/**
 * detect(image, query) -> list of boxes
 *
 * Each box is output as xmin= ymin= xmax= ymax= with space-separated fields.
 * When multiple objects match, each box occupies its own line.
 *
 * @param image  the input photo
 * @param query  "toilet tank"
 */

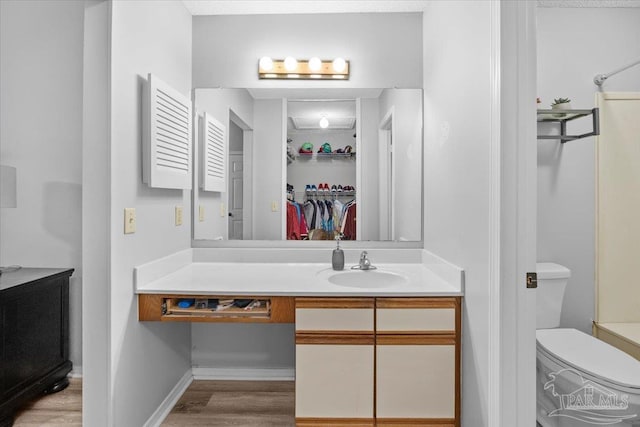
xmin=536 ymin=263 xmax=571 ymax=329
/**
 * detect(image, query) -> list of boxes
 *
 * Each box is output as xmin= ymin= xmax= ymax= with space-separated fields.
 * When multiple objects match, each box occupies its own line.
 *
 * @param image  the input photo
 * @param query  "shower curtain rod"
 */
xmin=594 ymin=57 xmax=640 ymax=86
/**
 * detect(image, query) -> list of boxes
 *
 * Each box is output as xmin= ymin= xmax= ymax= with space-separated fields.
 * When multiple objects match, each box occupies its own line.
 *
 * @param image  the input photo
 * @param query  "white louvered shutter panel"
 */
xmin=201 ymin=113 xmax=226 ymax=192
xmin=142 ymin=74 xmax=192 ymax=189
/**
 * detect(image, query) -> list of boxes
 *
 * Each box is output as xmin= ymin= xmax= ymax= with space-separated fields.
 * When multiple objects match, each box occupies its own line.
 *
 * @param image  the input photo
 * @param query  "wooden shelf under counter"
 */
xmin=138 ymin=294 xmax=295 ymax=323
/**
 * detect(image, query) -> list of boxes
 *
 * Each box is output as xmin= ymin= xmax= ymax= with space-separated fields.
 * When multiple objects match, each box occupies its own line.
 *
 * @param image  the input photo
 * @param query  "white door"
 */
xmin=228 ymin=153 xmax=243 ymax=240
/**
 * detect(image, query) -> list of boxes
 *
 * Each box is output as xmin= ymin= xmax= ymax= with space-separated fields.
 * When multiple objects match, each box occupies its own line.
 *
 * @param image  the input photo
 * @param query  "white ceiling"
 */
xmin=287 ymin=99 xmax=356 ymax=131
xmin=538 ymin=0 xmax=640 ymax=7
xmin=182 ymin=0 xmax=640 ymax=15
xmin=182 ymin=0 xmax=430 ymax=15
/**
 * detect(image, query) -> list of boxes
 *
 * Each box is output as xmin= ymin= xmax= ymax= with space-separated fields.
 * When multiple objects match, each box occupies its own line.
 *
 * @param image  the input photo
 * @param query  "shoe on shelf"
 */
xmin=337 ymin=185 xmax=343 ymax=192
xmin=311 ymin=184 xmax=317 ymax=193
xmin=331 ymin=185 xmax=337 ymax=193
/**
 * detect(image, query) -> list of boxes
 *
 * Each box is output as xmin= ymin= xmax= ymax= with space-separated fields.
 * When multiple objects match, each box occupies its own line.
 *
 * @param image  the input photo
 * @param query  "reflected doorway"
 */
xmin=379 ymin=108 xmax=395 ymax=241
xmin=227 ymin=111 xmax=252 ymax=240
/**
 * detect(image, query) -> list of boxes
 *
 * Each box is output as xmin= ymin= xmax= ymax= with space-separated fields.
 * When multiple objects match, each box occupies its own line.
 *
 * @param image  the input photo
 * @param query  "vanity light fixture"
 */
xmin=284 ymin=57 xmax=298 ymax=72
xmin=308 ymin=57 xmax=322 ymax=72
xmin=259 ymin=56 xmax=273 ymax=71
xmin=258 ymin=57 xmax=350 ymax=80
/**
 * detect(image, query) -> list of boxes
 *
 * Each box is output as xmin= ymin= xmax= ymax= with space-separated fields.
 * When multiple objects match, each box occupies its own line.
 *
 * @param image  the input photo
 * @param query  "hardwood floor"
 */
xmin=162 ymin=380 xmax=295 ymax=427
xmin=13 ymin=378 xmax=82 ymax=427
xmin=11 ymin=378 xmax=295 ymax=426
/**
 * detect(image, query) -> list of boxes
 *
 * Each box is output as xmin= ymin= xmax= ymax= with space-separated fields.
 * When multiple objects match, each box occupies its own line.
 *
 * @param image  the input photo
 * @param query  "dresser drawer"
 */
xmin=295 ymin=298 xmax=374 ymax=332
xmin=376 ymin=298 xmax=457 ymax=332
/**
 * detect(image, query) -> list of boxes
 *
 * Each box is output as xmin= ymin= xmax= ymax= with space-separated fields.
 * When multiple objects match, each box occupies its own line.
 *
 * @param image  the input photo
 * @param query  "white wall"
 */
xmin=108 ymin=1 xmax=193 ymax=425
xmin=193 ymin=88 xmax=254 ymax=240
xmin=192 ymin=13 xmax=422 ymax=89
xmin=82 ymin=1 xmax=110 ymax=422
xmin=359 ymin=98 xmax=381 ymax=241
xmin=379 ymin=89 xmax=423 ymax=241
xmin=0 ymin=0 xmax=84 ymax=374
xmin=537 ymin=7 xmax=640 ymax=334
xmin=253 ymin=99 xmax=286 ymax=240
xmin=423 ymin=2 xmax=496 ymax=426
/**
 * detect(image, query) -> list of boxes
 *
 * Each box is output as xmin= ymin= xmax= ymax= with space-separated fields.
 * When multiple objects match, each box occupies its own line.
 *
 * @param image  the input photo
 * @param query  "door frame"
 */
xmin=378 ymin=107 xmax=395 ymax=241
xmin=496 ymin=2 xmax=537 ymax=426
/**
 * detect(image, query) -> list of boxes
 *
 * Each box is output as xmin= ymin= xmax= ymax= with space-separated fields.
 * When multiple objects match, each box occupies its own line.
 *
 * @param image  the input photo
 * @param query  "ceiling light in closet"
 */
xmin=319 ymin=117 xmax=329 ymax=129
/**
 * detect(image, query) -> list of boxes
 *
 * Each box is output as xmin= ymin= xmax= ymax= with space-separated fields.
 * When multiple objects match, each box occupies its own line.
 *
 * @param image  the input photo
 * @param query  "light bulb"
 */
xmin=308 ymin=57 xmax=322 ymax=72
xmin=332 ymin=57 xmax=346 ymax=73
xmin=259 ymin=56 xmax=273 ymax=71
xmin=319 ymin=117 xmax=329 ymax=129
xmin=284 ymin=57 xmax=298 ymax=72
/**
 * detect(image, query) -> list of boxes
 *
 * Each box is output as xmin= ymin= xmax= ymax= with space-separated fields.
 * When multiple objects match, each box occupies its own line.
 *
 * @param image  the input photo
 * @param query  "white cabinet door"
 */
xmin=376 ymin=343 xmax=456 ymax=420
xmin=296 ymin=344 xmax=374 ymax=419
xmin=295 ymin=298 xmax=375 ymax=424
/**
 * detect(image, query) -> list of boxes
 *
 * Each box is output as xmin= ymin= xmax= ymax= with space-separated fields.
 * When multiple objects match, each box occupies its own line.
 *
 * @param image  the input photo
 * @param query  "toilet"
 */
xmin=536 ymin=262 xmax=640 ymax=427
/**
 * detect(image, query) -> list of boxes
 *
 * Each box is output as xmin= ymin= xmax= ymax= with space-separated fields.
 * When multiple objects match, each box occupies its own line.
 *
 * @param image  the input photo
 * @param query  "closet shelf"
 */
xmin=296 ymin=152 xmax=356 ymax=160
xmin=537 ymin=107 xmax=599 ymax=143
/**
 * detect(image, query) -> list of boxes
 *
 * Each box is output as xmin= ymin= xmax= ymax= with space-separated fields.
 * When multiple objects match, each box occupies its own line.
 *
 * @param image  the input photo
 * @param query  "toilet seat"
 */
xmin=537 ymin=328 xmax=640 ymax=392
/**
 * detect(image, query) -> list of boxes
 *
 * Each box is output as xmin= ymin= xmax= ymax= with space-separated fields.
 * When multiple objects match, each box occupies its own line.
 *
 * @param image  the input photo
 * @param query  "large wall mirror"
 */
xmin=192 ymin=87 xmax=422 ymax=243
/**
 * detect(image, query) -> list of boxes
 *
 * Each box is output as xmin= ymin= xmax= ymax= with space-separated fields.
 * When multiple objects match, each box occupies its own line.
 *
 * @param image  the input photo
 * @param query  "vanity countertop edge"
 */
xmin=134 ymin=249 xmax=464 ymax=297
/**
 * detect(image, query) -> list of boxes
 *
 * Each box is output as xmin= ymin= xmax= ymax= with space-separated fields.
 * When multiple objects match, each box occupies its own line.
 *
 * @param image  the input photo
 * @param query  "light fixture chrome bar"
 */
xmin=593 ymin=57 xmax=640 ymax=86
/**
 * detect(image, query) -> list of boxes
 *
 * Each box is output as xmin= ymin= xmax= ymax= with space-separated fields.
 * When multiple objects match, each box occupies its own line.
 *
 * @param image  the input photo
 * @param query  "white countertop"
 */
xmin=135 ymin=261 xmax=462 ymax=297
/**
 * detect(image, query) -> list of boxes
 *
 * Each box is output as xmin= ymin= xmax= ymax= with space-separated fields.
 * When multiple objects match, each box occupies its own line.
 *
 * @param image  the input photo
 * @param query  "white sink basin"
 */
xmin=326 ymin=269 xmax=407 ymax=288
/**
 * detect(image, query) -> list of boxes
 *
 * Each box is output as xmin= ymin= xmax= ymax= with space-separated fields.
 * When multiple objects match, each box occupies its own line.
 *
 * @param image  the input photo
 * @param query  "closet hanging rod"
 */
xmin=594 ymin=57 xmax=640 ymax=86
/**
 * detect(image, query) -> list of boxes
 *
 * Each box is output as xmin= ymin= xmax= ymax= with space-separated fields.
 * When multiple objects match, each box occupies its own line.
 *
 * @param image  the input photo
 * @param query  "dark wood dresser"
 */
xmin=0 ymin=268 xmax=74 ymax=427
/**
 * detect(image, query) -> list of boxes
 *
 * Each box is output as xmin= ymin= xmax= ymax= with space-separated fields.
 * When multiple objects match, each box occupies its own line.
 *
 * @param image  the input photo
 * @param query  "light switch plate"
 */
xmin=175 ymin=206 xmax=183 ymax=226
xmin=220 ymin=203 xmax=225 ymax=217
xmin=271 ymin=201 xmax=278 ymax=212
xmin=199 ymin=205 xmax=205 ymax=222
xmin=124 ymin=208 xmax=136 ymax=234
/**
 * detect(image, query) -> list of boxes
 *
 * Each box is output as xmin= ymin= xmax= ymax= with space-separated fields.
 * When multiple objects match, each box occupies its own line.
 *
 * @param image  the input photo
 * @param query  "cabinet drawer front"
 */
xmin=296 ymin=344 xmax=374 ymax=418
xmin=376 ymin=345 xmax=456 ymax=419
xmin=377 ymin=308 xmax=455 ymax=332
xmin=296 ymin=308 xmax=374 ymax=332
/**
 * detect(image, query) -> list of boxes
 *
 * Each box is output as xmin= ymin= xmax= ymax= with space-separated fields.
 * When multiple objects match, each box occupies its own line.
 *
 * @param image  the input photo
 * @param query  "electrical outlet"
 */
xmin=124 ymin=208 xmax=136 ymax=234
xmin=199 ymin=205 xmax=205 ymax=222
xmin=175 ymin=206 xmax=183 ymax=226
xmin=271 ymin=201 xmax=278 ymax=212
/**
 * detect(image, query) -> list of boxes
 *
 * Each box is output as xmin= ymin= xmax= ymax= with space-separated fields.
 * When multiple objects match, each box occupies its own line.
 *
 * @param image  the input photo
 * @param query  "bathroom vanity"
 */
xmin=136 ymin=250 xmax=463 ymax=426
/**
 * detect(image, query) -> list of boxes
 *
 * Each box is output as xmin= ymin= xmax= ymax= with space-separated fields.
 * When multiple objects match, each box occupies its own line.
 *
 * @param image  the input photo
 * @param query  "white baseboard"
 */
xmin=192 ymin=367 xmax=295 ymax=381
xmin=143 ymin=369 xmax=193 ymax=427
xmin=69 ymin=365 xmax=82 ymax=378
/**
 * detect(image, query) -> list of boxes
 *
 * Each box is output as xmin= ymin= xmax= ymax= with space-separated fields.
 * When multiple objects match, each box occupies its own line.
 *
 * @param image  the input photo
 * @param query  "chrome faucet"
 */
xmin=352 ymin=251 xmax=376 ymax=271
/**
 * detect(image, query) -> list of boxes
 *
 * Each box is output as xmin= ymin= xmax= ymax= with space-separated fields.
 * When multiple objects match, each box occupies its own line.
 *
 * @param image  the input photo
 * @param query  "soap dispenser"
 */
xmin=332 ymin=235 xmax=345 ymax=271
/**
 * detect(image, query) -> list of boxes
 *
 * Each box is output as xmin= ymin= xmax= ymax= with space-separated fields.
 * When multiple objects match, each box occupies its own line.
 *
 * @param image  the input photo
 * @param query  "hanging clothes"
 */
xmin=286 ymin=202 xmax=300 ymax=240
xmin=341 ymin=200 xmax=357 ymax=240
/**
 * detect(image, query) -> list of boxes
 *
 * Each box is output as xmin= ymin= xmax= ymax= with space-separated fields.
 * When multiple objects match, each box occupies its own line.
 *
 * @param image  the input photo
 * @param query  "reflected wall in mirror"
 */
xmin=192 ymin=88 xmax=422 ymax=242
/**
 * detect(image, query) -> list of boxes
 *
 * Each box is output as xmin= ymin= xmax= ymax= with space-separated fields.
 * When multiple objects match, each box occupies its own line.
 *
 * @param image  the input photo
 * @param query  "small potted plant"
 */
xmin=551 ymin=97 xmax=572 ymax=113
